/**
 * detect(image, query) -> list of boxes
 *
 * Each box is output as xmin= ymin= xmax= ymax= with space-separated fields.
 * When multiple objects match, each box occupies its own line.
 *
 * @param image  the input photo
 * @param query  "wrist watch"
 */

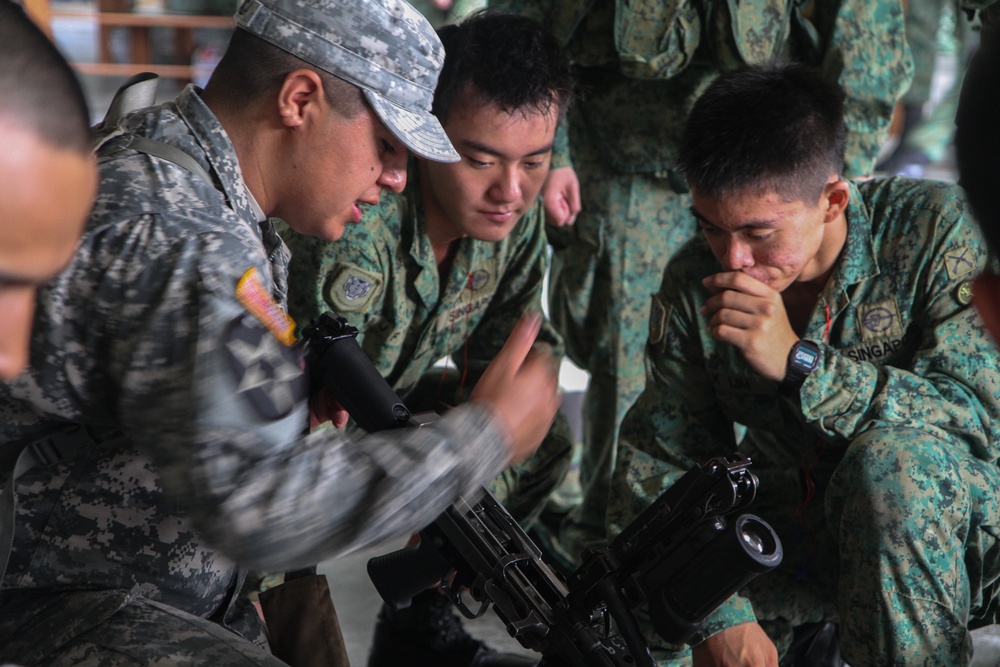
xmin=782 ymin=339 xmax=821 ymax=389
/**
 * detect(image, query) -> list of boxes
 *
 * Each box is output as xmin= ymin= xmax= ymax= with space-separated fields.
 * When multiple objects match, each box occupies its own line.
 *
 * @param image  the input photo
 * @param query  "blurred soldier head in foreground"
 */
xmin=0 ymin=0 xmax=96 ymax=379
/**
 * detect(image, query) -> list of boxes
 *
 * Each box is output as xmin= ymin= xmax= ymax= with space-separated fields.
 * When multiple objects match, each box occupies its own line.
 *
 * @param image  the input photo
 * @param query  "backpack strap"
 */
xmin=95 ymin=72 xmax=213 ymax=185
xmin=0 ymin=426 xmax=110 ymax=583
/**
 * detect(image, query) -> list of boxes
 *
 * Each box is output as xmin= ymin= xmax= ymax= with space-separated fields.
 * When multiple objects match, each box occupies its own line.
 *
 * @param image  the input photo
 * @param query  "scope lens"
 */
xmin=741 ymin=527 xmax=765 ymax=554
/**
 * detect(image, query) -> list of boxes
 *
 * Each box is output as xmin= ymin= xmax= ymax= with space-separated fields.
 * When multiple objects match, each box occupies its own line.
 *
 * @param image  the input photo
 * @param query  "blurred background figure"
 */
xmin=878 ymin=0 xmax=979 ymax=178
xmin=408 ymin=0 xmax=484 ymax=27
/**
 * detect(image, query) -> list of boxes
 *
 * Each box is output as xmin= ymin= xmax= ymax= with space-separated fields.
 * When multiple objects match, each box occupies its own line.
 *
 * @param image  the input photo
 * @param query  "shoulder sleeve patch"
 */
xmin=944 ymin=243 xmax=978 ymax=281
xmin=236 ymin=267 xmax=296 ymax=346
xmin=326 ymin=265 xmax=384 ymax=313
xmin=649 ymin=293 xmax=671 ymax=348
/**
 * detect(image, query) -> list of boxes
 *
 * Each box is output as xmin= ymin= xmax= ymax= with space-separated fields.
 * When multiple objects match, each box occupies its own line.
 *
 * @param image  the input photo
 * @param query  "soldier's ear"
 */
xmin=975 ymin=272 xmax=1000 ymax=345
xmin=821 ymin=179 xmax=850 ymax=224
xmin=277 ymin=69 xmax=325 ymax=129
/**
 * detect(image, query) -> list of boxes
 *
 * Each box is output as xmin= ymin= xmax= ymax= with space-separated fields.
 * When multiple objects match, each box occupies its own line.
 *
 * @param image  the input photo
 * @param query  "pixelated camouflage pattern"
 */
xmin=0 ymin=86 xmax=512 ymax=663
xmin=282 ymin=164 xmax=573 ymax=526
xmin=609 ymin=178 xmax=1000 ymax=664
xmin=489 ymin=0 xmax=913 ymax=565
xmin=235 ymin=0 xmax=459 ymax=162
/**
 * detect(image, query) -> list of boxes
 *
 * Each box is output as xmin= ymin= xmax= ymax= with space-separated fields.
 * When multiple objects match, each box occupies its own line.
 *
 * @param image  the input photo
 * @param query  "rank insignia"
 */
xmin=945 ymin=244 xmax=977 ymax=281
xmin=236 ymin=267 xmax=296 ymax=346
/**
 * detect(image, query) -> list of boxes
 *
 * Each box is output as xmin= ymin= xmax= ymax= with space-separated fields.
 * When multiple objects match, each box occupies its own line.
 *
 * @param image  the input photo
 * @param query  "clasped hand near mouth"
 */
xmin=700 ymin=270 xmax=800 ymax=383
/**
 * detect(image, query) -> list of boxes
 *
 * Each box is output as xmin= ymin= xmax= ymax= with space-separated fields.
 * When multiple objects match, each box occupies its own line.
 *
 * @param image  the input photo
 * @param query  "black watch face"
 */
xmin=793 ymin=345 xmax=819 ymax=370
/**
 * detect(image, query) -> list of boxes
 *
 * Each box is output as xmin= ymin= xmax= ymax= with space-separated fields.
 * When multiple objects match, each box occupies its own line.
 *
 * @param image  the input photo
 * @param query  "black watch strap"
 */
xmin=782 ymin=339 xmax=821 ymax=389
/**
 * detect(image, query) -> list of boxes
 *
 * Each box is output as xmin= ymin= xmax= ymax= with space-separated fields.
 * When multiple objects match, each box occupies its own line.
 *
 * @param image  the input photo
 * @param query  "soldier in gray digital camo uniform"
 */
xmin=607 ymin=63 xmax=1000 ymax=666
xmin=487 ymin=0 xmax=914 ymax=563
xmin=0 ymin=0 xmax=561 ymax=664
xmin=282 ymin=12 xmax=574 ymax=666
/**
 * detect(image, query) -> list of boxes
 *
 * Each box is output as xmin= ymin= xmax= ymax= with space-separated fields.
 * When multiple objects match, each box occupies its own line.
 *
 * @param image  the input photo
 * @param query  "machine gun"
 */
xmin=301 ymin=311 xmax=783 ymax=667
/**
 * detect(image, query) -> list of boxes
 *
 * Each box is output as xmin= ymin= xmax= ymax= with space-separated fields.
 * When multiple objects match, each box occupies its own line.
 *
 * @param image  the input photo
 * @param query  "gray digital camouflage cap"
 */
xmin=234 ymin=0 xmax=460 ymax=163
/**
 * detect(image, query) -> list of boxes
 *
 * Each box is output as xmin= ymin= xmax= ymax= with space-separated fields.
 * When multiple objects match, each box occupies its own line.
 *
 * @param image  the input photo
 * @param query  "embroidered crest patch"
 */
xmin=857 ymin=299 xmax=904 ymax=340
xmin=327 ymin=265 xmax=383 ymax=312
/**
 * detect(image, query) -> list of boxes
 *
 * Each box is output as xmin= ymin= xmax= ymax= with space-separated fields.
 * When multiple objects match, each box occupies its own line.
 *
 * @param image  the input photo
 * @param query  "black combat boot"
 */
xmin=366 ymin=589 xmax=538 ymax=667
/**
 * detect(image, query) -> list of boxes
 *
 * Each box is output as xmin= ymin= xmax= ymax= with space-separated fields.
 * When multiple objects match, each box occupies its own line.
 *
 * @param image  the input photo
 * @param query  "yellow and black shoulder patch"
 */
xmin=326 ymin=265 xmax=384 ymax=313
xmin=236 ymin=267 xmax=296 ymax=346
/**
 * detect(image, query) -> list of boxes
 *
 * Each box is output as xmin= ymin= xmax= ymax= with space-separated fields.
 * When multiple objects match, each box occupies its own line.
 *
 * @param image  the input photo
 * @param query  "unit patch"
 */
xmin=327 ymin=265 xmax=383 ymax=312
xmin=857 ymin=299 xmax=903 ymax=340
xmin=235 ymin=267 xmax=296 ymax=346
xmin=468 ymin=269 xmax=491 ymax=291
xmin=944 ymin=244 xmax=977 ymax=281
xmin=648 ymin=294 xmax=671 ymax=348
xmin=223 ymin=314 xmax=306 ymax=420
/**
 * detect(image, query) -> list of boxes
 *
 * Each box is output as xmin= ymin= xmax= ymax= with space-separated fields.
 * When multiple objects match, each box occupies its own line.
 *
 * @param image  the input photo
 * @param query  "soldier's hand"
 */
xmin=310 ymin=387 xmax=350 ymax=430
xmin=471 ymin=312 xmax=561 ymax=464
xmin=541 ymin=165 xmax=580 ymax=227
xmin=692 ymin=622 xmax=778 ymax=667
xmin=701 ymin=271 xmax=798 ymax=382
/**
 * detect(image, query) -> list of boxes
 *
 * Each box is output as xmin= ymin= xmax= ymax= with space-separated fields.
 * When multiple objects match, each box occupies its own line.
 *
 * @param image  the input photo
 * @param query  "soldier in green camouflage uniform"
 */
xmin=488 ymin=0 xmax=913 ymax=563
xmin=282 ymin=12 xmax=574 ymax=666
xmin=608 ymin=63 xmax=1000 ymax=666
xmin=0 ymin=1 xmax=561 ymax=664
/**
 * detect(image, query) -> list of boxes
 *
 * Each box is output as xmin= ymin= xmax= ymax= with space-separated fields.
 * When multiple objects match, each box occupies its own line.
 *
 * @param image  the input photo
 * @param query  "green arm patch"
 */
xmin=325 ymin=265 xmax=384 ymax=313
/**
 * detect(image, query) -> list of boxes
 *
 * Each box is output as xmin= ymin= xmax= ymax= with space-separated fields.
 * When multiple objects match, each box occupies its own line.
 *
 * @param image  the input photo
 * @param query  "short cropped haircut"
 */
xmin=433 ymin=10 xmax=575 ymax=124
xmin=0 ymin=0 xmax=91 ymax=155
xmin=207 ymin=28 xmax=367 ymax=119
xmin=678 ymin=63 xmax=847 ymax=204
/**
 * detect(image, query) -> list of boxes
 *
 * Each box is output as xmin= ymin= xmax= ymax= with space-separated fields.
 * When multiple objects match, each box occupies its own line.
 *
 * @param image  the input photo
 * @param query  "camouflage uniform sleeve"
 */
xmin=808 ymin=0 xmax=913 ymax=177
xmin=608 ymin=267 xmax=758 ymax=647
xmin=800 ymin=204 xmax=1000 ymax=464
xmin=119 ymin=227 xmax=511 ymax=572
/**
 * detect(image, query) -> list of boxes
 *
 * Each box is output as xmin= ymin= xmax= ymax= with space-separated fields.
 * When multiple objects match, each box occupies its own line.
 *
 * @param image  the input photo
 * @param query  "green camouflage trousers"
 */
xmin=642 ymin=425 xmax=1000 ymax=666
xmin=547 ymin=112 xmax=698 ymax=563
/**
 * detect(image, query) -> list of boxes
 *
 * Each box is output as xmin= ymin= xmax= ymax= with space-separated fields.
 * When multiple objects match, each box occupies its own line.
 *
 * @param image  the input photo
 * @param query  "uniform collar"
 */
xmin=175 ymin=85 xmax=262 ymax=229
xmin=818 ymin=180 xmax=880 ymax=315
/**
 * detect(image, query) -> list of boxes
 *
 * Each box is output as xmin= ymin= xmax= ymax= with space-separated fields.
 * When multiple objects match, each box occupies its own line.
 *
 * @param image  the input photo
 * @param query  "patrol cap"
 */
xmin=234 ymin=0 xmax=460 ymax=163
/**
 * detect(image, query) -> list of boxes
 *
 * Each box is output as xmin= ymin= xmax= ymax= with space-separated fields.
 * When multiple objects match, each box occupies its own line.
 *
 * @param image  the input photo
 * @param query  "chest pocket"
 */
xmin=727 ymin=0 xmax=794 ymax=64
xmin=613 ymin=0 xmax=701 ymax=79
